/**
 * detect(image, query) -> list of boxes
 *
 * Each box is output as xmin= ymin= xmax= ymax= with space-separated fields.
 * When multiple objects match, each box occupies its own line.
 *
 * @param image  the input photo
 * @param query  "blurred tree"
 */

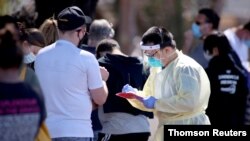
xmin=0 ymin=0 xmax=38 ymax=28
xmin=0 ymin=0 xmax=7 ymax=15
xmin=118 ymin=0 xmax=138 ymax=54
xmin=35 ymin=0 xmax=98 ymax=27
xmin=136 ymin=0 xmax=184 ymax=49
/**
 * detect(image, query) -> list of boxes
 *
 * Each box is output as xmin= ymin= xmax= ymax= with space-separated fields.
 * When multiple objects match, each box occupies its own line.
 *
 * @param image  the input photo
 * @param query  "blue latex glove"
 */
xmin=122 ymin=84 xmax=137 ymax=93
xmin=142 ymin=96 xmax=157 ymax=109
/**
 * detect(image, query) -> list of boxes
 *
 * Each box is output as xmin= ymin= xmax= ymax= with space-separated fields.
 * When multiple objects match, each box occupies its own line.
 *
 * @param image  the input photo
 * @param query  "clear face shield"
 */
xmin=140 ymin=42 xmax=163 ymax=68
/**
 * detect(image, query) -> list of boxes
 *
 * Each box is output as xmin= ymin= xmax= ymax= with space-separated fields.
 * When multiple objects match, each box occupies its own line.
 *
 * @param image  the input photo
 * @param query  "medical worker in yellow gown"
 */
xmin=123 ymin=27 xmax=211 ymax=141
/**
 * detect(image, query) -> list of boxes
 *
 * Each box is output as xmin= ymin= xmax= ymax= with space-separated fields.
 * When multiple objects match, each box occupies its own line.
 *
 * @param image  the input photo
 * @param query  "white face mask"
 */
xmin=203 ymin=51 xmax=213 ymax=61
xmin=24 ymin=52 xmax=36 ymax=64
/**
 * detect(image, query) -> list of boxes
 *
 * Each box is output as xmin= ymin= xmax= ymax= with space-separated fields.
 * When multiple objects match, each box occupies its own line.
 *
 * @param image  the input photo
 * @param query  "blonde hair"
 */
xmin=39 ymin=18 xmax=59 ymax=46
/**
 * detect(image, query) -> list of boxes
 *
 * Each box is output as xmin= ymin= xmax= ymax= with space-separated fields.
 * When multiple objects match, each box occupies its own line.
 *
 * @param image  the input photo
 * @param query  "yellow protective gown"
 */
xmin=128 ymin=51 xmax=211 ymax=141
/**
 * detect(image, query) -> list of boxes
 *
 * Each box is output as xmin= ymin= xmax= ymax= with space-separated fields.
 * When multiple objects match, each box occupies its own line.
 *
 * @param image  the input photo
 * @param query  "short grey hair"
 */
xmin=88 ymin=19 xmax=114 ymax=41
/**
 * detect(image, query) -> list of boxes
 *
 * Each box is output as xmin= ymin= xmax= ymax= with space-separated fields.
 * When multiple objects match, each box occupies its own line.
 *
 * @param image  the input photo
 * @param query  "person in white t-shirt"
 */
xmin=224 ymin=21 xmax=250 ymax=125
xmin=224 ymin=21 xmax=250 ymax=71
xmin=35 ymin=6 xmax=109 ymax=141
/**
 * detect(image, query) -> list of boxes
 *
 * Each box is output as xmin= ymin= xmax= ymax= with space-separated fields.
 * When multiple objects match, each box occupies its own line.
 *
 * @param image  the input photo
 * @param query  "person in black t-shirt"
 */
xmin=96 ymin=39 xmax=152 ymax=141
xmin=0 ymin=31 xmax=45 ymax=141
xmin=204 ymin=33 xmax=249 ymax=126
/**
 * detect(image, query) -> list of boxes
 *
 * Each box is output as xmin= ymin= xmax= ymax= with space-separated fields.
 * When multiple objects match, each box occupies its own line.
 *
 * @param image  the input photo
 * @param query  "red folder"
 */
xmin=116 ymin=92 xmax=143 ymax=101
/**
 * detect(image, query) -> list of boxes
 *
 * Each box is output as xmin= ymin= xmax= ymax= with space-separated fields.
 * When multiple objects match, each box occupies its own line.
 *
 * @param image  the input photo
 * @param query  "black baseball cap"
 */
xmin=57 ymin=6 xmax=91 ymax=31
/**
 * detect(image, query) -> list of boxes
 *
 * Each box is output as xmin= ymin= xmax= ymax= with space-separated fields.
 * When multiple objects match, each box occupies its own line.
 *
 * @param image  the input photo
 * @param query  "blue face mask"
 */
xmin=148 ymin=57 xmax=163 ymax=67
xmin=243 ymin=40 xmax=250 ymax=47
xmin=192 ymin=23 xmax=202 ymax=39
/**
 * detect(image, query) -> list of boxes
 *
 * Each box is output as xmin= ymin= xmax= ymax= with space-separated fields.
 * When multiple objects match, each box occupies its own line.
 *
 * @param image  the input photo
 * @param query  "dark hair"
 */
xmin=0 ymin=31 xmax=23 ymax=69
xmin=141 ymin=26 xmax=176 ymax=49
xmin=199 ymin=8 xmax=220 ymax=29
xmin=20 ymin=27 xmax=46 ymax=47
xmin=96 ymin=39 xmax=120 ymax=59
xmin=243 ymin=21 xmax=250 ymax=31
xmin=204 ymin=33 xmax=232 ymax=56
xmin=0 ymin=15 xmax=20 ymax=41
xmin=0 ymin=15 xmax=18 ymax=29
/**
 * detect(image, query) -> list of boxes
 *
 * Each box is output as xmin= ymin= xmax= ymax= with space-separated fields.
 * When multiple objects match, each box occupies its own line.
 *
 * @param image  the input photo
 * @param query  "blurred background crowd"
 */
xmin=1 ymin=0 xmax=249 ymax=55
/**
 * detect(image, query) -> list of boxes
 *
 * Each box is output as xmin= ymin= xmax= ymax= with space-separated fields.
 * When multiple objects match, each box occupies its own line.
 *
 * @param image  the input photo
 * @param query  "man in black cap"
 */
xmin=35 ymin=6 xmax=109 ymax=141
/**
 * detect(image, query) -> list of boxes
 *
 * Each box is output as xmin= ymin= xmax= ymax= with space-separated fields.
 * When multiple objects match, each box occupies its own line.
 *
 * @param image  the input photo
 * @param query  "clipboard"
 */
xmin=116 ymin=92 xmax=143 ymax=101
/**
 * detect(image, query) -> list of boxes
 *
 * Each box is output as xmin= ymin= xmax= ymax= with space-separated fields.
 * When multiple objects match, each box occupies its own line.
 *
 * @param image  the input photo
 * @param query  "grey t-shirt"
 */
xmin=189 ymin=43 xmax=208 ymax=68
xmin=98 ymin=107 xmax=150 ymax=135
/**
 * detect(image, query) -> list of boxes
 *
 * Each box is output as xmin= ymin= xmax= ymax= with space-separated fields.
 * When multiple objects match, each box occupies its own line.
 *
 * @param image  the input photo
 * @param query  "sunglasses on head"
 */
xmin=195 ymin=20 xmax=210 ymax=26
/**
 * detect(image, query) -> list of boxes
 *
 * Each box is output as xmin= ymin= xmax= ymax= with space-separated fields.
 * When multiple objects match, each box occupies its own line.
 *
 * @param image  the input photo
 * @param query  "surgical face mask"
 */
xmin=148 ymin=57 xmax=163 ymax=67
xmin=191 ymin=23 xmax=202 ymax=39
xmin=24 ymin=52 xmax=36 ymax=64
xmin=77 ymin=38 xmax=84 ymax=48
xmin=243 ymin=40 xmax=250 ymax=47
xmin=203 ymin=51 xmax=213 ymax=61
